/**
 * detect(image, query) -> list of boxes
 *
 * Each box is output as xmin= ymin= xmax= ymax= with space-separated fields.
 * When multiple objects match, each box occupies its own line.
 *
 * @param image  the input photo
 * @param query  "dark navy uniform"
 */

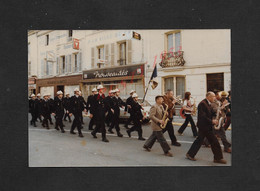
xmin=86 ymin=94 xmax=95 ymax=130
xmin=35 ymin=98 xmax=43 ymax=122
xmin=63 ymin=96 xmax=71 ymax=122
xmin=48 ymin=98 xmax=54 ymax=125
xmin=29 ymin=98 xmax=37 ymax=127
xmin=104 ymin=95 xmax=114 ymax=127
xmin=68 ymin=95 xmax=85 ymax=137
xmin=124 ymin=96 xmax=134 ymax=128
xmin=90 ymin=93 xmax=110 ymax=142
xmin=41 ymin=99 xmax=52 ymax=129
xmin=108 ymin=96 xmax=125 ymax=137
xmin=126 ymin=100 xmax=145 ymax=140
xmin=53 ymin=96 xmax=65 ymax=133
xmin=79 ymin=96 xmax=87 ymax=125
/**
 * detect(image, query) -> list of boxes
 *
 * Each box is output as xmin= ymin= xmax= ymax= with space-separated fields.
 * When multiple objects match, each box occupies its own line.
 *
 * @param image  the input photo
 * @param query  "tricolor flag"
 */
xmin=150 ymin=64 xmax=158 ymax=89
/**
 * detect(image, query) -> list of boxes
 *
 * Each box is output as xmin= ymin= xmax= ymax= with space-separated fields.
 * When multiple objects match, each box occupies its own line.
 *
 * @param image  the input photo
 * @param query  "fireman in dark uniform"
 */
xmin=47 ymin=93 xmax=54 ymax=125
xmin=52 ymin=91 xmax=65 ymax=133
xmin=90 ymin=85 xmax=109 ymax=142
xmin=79 ymin=91 xmax=87 ymax=126
xmin=29 ymin=94 xmax=37 ymax=127
xmin=68 ymin=88 xmax=85 ymax=138
xmin=63 ymin=93 xmax=72 ymax=122
xmin=86 ymin=88 xmax=98 ymax=130
xmin=124 ymin=90 xmax=135 ymax=129
xmin=41 ymin=93 xmax=52 ymax=129
xmin=126 ymin=93 xmax=146 ymax=140
xmin=108 ymin=89 xmax=124 ymax=137
xmin=36 ymin=93 xmax=43 ymax=122
xmin=105 ymin=90 xmax=115 ymax=128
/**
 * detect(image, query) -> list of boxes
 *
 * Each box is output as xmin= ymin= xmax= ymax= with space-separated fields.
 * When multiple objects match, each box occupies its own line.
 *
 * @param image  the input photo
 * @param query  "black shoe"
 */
xmin=138 ymin=137 xmax=146 ymax=141
xmin=108 ymin=129 xmax=114 ymax=134
xmin=102 ymin=138 xmax=109 ymax=142
xmin=91 ymin=132 xmax=97 ymax=138
xmin=30 ymin=121 xmax=33 ymax=125
xmin=79 ymin=133 xmax=84 ymax=138
xmin=143 ymin=145 xmax=151 ymax=152
xmin=81 ymin=126 xmax=83 ymax=129
xmin=186 ymin=153 xmax=196 ymax=161
xmin=46 ymin=126 xmax=50 ymax=130
xmin=50 ymin=122 xmax=53 ymax=125
xmin=172 ymin=142 xmax=181 ymax=147
xmin=117 ymin=132 xmax=123 ymax=137
xmin=61 ymin=130 xmax=65 ymax=133
xmin=69 ymin=120 xmax=72 ymax=123
xmin=70 ymin=131 xmax=76 ymax=134
xmin=55 ymin=127 xmax=59 ymax=131
xmin=126 ymin=130 xmax=131 ymax=137
xmin=42 ymin=124 xmax=45 ymax=128
xmin=33 ymin=123 xmax=37 ymax=127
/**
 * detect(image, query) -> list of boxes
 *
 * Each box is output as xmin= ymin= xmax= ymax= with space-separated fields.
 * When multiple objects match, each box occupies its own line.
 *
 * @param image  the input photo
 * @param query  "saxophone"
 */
xmin=191 ymin=97 xmax=197 ymax=116
xmin=160 ymin=104 xmax=169 ymax=129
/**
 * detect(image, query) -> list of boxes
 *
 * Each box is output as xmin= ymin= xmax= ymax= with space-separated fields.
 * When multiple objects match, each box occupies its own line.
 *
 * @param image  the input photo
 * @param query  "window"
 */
xmin=68 ymin=30 xmax=73 ymax=41
xmin=73 ymin=53 xmax=81 ymax=72
xmin=61 ymin=56 xmax=65 ymax=74
xmin=69 ymin=30 xmax=73 ymax=37
xmin=28 ymin=61 xmax=31 ymax=76
xmin=118 ymin=42 xmax=126 ymax=65
xmin=46 ymin=61 xmax=53 ymax=76
xmin=164 ymin=76 xmax=185 ymax=98
xmin=166 ymin=32 xmax=181 ymax=53
xmin=207 ymin=73 xmax=224 ymax=93
xmin=46 ymin=34 xmax=49 ymax=46
xmin=98 ymin=46 xmax=104 ymax=59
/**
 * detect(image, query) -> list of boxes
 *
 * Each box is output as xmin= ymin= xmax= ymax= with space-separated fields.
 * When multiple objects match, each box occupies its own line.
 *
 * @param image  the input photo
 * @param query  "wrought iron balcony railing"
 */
xmin=159 ymin=51 xmax=185 ymax=68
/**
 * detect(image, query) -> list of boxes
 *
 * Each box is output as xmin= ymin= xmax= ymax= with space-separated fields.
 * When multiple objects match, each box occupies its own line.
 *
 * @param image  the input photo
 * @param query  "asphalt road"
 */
xmin=29 ymin=115 xmax=231 ymax=167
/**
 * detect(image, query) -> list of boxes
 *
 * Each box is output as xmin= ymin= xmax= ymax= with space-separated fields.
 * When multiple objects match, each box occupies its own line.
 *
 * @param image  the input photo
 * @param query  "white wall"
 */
xmin=40 ymin=86 xmax=54 ymax=98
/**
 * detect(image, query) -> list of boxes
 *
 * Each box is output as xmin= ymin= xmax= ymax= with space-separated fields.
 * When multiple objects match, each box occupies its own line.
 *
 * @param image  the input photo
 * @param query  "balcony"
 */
xmin=159 ymin=51 xmax=185 ymax=68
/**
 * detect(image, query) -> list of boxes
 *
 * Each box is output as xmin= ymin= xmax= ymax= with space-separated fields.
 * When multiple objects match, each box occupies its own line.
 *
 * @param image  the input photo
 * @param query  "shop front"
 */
xmin=28 ymin=77 xmax=37 ymax=97
xmin=36 ymin=74 xmax=81 ymax=98
xmin=81 ymin=64 xmax=145 ymax=99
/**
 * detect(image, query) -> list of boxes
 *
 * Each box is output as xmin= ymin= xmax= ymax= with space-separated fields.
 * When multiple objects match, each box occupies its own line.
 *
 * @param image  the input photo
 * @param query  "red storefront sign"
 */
xmin=73 ymin=38 xmax=79 ymax=50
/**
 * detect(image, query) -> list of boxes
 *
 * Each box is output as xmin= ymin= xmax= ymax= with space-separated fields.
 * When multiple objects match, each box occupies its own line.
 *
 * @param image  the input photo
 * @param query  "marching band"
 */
xmin=29 ymin=87 xmax=231 ymax=164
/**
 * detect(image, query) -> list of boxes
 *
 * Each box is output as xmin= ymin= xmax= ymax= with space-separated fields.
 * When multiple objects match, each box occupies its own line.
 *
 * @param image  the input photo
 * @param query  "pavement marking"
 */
xmin=29 ymin=127 xmax=227 ymax=147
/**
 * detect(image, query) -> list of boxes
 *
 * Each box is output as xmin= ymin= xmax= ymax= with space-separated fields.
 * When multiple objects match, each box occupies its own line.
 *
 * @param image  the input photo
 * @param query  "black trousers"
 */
xmin=144 ymin=131 xmax=171 ymax=153
xmin=92 ymin=120 xmax=107 ymax=139
xmin=178 ymin=114 xmax=198 ymax=136
xmin=89 ymin=116 xmax=95 ymax=130
xmin=105 ymin=111 xmax=112 ymax=127
xmin=125 ymin=113 xmax=134 ymax=127
xmin=163 ymin=118 xmax=177 ymax=144
xmin=47 ymin=114 xmax=53 ymax=124
xmin=129 ymin=118 xmax=143 ymax=138
xmin=80 ymin=113 xmax=84 ymax=124
xmin=109 ymin=112 xmax=121 ymax=132
xmin=56 ymin=114 xmax=64 ymax=130
xmin=37 ymin=112 xmax=42 ymax=122
xmin=187 ymin=129 xmax=223 ymax=160
xmin=63 ymin=112 xmax=71 ymax=121
xmin=30 ymin=112 xmax=37 ymax=124
xmin=223 ymin=116 xmax=231 ymax=131
xmin=42 ymin=114 xmax=50 ymax=127
xmin=70 ymin=113 xmax=83 ymax=135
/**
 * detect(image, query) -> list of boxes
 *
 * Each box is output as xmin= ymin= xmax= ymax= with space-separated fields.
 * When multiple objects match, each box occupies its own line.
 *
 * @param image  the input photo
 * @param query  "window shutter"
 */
xmin=127 ymin=40 xmax=132 ymax=65
xmin=105 ymin=44 xmax=109 ymax=67
xmin=59 ymin=57 xmax=62 ymax=75
xmin=110 ymin=43 xmax=115 ymax=66
xmin=65 ymin=56 xmax=68 ymax=73
xmin=49 ymin=62 xmax=53 ymax=75
xmin=78 ymin=52 xmax=82 ymax=71
xmin=56 ymin=57 xmax=59 ymax=75
xmin=91 ymin=47 xmax=94 ymax=68
xmin=68 ymin=55 xmax=71 ymax=73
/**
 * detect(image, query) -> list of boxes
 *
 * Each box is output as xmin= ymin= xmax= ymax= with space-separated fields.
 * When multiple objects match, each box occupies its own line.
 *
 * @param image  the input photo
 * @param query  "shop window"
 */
xmin=207 ymin=73 xmax=224 ymax=93
xmin=164 ymin=76 xmax=185 ymax=98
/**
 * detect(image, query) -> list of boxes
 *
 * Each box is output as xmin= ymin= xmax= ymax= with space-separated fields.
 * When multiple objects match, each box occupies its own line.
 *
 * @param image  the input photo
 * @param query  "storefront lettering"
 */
xmin=93 ymin=70 xmax=128 ymax=78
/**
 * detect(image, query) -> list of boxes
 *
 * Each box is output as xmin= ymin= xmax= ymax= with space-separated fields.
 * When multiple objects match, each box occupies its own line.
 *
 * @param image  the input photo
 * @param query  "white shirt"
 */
xmin=183 ymin=100 xmax=192 ymax=115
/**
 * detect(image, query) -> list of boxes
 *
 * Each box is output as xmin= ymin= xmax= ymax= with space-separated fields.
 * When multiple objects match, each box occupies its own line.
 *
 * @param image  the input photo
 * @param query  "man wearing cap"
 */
xmin=108 ymin=88 xmax=125 ymax=137
xmin=40 ymin=93 xmax=52 ymax=129
xmin=86 ymin=88 xmax=98 ymax=130
xmin=35 ymin=93 xmax=43 ymax=123
xmin=105 ymin=89 xmax=115 ymax=128
xmin=47 ymin=94 xmax=54 ymax=125
xmin=126 ymin=93 xmax=146 ymax=140
xmin=143 ymin=95 xmax=173 ymax=157
xmin=63 ymin=93 xmax=72 ymax=122
xmin=68 ymin=88 xmax=84 ymax=137
xmin=90 ymin=85 xmax=109 ymax=142
xmin=124 ymin=90 xmax=135 ymax=129
xmin=29 ymin=94 xmax=37 ymax=127
xmin=52 ymin=91 xmax=65 ymax=133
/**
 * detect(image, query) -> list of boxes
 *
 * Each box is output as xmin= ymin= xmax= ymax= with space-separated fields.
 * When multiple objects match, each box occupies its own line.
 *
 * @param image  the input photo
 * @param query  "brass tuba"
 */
xmin=160 ymin=104 xmax=169 ymax=129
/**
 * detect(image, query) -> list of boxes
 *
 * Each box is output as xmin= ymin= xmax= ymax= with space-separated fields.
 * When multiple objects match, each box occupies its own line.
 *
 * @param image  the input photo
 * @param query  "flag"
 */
xmin=150 ymin=64 xmax=158 ymax=89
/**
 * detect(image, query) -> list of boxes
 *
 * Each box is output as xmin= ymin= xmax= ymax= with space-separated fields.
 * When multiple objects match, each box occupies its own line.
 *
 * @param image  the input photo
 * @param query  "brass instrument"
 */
xmin=190 ymin=97 xmax=197 ymax=116
xmin=160 ymin=104 xmax=169 ymax=129
xmin=174 ymin=96 xmax=182 ymax=105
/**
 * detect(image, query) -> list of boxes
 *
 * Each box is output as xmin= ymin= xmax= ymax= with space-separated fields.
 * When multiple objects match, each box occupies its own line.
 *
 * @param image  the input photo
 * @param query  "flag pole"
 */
xmin=142 ymin=79 xmax=151 ymax=103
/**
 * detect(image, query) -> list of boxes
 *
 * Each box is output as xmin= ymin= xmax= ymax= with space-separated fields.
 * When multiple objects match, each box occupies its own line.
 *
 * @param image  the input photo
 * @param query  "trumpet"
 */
xmin=173 ymin=96 xmax=182 ymax=105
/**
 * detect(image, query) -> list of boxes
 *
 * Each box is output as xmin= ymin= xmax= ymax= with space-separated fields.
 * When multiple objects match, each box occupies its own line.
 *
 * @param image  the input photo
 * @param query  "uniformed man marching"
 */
xmin=68 ymin=88 xmax=85 ymax=138
xmin=47 ymin=93 xmax=54 ymax=125
xmin=29 ymin=94 xmax=37 ymax=127
xmin=124 ymin=90 xmax=136 ymax=129
xmin=126 ymin=93 xmax=146 ymax=140
xmin=36 ymin=93 xmax=43 ymax=122
xmin=52 ymin=91 xmax=65 ymax=133
xmin=90 ymin=85 xmax=109 ymax=142
xmin=86 ymin=88 xmax=98 ymax=130
xmin=105 ymin=90 xmax=115 ymax=128
xmin=79 ymin=91 xmax=87 ymax=126
xmin=40 ymin=93 xmax=52 ymax=129
xmin=108 ymin=88 xmax=125 ymax=137
xmin=63 ymin=93 xmax=71 ymax=122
